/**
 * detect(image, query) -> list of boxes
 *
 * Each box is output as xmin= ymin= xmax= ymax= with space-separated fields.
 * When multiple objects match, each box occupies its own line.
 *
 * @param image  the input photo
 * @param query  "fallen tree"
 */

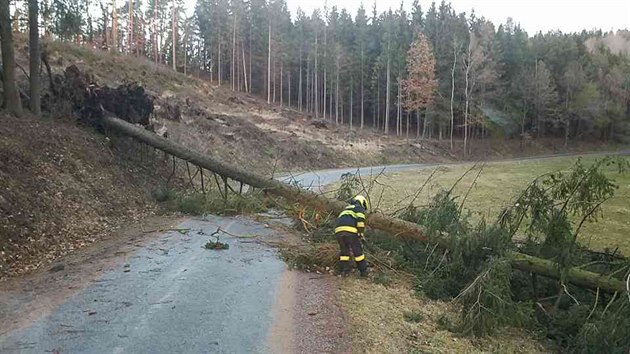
xmin=101 ymin=115 xmax=627 ymax=293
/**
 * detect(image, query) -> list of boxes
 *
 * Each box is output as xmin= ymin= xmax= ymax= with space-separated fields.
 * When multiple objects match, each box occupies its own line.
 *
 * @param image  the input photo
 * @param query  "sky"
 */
xmin=285 ymin=0 xmax=630 ymax=34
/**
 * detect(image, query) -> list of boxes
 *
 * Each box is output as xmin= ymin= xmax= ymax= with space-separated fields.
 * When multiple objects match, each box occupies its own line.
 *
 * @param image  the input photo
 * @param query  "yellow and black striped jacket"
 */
xmin=334 ymin=202 xmax=366 ymax=235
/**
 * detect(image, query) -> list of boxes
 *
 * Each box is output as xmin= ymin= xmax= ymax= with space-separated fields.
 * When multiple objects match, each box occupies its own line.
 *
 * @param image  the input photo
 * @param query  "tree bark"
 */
xmin=464 ymin=48 xmax=471 ymax=156
xmin=450 ymin=40 xmax=456 ymax=150
xmin=153 ymin=0 xmax=158 ymax=63
xmin=171 ymin=6 xmax=176 ymax=71
xmin=100 ymin=2 xmax=110 ymax=50
xmin=323 ymin=67 xmax=326 ymax=119
xmin=248 ymin=24 xmax=252 ymax=93
xmin=231 ymin=14 xmax=236 ymax=91
xmin=0 ymin=0 xmax=23 ymax=116
xmin=329 ymin=62 xmax=333 ymax=119
xmin=376 ymin=73 xmax=380 ymax=130
xmin=267 ymin=22 xmax=271 ymax=104
xmin=416 ymin=110 xmax=420 ymax=139
xmin=323 ymin=24 xmax=327 ymax=119
xmin=314 ymin=33 xmax=318 ymax=118
xmin=308 ymin=56 xmax=311 ymax=112
xmin=406 ymin=111 xmax=410 ymax=140
xmin=350 ymin=80 xmax=353 ymax=129
xmin=103 ymin=114 xmax=627 ymax=294
xmin=335 ymin=55 xmax=339 ymax=125
xmin=298 ymin=45 xmax=302 ymax=111
xmin=422 ymin=106 xmax=428 ymax=139
xmin=28 ymin=0 xmax=41 ymax=116
xmin=385 ymin=49 xmax=391 ymax=135
xmin=397 ymin=76 xmax=401 ymax=136
xmin=564 ymin=93 xmax=570 ymax=147
xmin=183 ymin=31 xmax=188 ymax=75
xmin=128 ymin=0 xmax=134 ymax=54
xmin=360 ymin=45 xmax=364 ymax=129
xmin=241 ymin=43 xmax=248 ymax=92
xmin=112 ymin=0 xmax=118 ymax=51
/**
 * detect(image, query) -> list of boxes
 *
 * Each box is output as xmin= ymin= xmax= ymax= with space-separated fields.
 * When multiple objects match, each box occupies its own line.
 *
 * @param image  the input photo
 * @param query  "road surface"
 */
xmin=1 ymin=216 xmax=289 ymax=353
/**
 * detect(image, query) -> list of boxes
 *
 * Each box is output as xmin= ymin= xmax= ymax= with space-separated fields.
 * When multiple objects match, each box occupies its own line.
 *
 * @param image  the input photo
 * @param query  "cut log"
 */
xmin=101 ymin=115 xmax=627 ymax=294
xmin=509 ymin=253 xmax=627 ymax=293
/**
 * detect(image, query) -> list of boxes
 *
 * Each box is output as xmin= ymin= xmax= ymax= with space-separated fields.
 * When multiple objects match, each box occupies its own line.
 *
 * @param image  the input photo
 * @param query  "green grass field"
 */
xmin=357 ymin=155 xmax=630 ymax=255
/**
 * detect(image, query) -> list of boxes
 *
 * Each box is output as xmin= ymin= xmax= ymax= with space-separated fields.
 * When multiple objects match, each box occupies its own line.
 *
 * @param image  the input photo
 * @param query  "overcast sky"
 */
xmin=286 ymin=0 xmax=630 ymax=34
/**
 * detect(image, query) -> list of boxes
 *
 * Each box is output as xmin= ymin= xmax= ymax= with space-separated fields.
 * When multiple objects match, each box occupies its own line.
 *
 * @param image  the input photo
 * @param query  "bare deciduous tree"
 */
xmin=462 ymin=24 xmax=498 ymax=155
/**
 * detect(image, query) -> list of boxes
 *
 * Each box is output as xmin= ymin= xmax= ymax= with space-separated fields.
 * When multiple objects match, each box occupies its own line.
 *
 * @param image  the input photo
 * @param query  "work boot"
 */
xmin=357 ymin=260 xmax=368 ymax=278
xmin=337 ymin=262 xmax=351 ymax=277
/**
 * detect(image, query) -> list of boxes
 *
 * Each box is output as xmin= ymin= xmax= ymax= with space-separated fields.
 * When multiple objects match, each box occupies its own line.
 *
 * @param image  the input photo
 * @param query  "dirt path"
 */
xmin=268 ymin=270 xmax=351 ymax=354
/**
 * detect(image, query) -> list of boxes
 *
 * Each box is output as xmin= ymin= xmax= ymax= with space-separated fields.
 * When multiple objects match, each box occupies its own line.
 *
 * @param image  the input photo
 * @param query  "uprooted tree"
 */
xmin=56 ymin=69 xmax=628 ymax=350
xmin=98 ymin=110 xmax=628 ymax=294
xmin=71 ymin=69 xmax=625 ymax=296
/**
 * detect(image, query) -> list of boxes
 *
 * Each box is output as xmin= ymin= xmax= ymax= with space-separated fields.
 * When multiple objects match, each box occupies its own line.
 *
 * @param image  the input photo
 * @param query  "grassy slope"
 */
xmin=364 ymin=155 xmax=630 ymax=254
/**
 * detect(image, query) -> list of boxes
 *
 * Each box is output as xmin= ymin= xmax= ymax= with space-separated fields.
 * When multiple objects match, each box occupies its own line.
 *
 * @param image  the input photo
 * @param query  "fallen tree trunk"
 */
xmin=101 ymin=115 xmax=627 ymax=293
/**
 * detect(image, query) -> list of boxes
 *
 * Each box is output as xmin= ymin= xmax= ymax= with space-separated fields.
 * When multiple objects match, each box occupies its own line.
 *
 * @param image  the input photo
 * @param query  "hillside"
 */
xmin=28 ymin=38 xmax=456 ymax=174
xmin=16 ymin=38 xmax=618 ymax=173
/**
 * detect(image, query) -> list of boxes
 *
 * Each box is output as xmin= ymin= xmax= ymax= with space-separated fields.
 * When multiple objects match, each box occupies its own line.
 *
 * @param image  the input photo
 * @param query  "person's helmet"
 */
xmin=352 ymin=195 xmax=369 ymax=210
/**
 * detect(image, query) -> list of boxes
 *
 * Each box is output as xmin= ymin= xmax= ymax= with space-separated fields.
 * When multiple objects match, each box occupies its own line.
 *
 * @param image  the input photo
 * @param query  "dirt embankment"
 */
xmin=0 ymin=114 xmax=171 ymax=278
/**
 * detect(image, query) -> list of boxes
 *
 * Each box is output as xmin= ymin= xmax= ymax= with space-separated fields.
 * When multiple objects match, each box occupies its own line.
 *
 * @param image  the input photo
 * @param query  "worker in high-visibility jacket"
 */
xmin=334 ymin=195 xmax=369 ymax=277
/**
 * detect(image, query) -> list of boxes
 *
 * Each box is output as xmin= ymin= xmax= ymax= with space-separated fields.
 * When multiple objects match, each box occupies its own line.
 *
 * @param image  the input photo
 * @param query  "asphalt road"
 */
xmin=0 ymin=216 xmax=287 ymax=354
xmin=279 ymin=149 xmax=630 ymax=192
xmin=279 ymin=164 xmax=429 ymax=192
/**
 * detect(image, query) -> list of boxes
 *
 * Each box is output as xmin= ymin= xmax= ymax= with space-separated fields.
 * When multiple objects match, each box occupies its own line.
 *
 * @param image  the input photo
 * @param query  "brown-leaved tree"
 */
xmin=402 ymin=32 xmax=437 ymax=138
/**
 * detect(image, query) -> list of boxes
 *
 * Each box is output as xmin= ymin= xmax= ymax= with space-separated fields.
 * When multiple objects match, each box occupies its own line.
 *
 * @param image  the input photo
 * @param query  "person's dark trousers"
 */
xmin=336 ymin=231 xmax=367 ymax=274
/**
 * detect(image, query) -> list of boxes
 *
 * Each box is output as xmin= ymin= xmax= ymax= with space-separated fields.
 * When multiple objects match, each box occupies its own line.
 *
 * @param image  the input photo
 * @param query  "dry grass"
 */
xmin=352 ymin=155 xmax=630 ymax=255
xmin=338 ymin=278 xmax=552 ymax=353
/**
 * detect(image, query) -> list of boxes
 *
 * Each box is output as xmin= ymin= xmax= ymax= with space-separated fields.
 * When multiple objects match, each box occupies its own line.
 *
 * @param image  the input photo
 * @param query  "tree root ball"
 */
xmin=60 ymin=65 xmax=154 ymax=130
